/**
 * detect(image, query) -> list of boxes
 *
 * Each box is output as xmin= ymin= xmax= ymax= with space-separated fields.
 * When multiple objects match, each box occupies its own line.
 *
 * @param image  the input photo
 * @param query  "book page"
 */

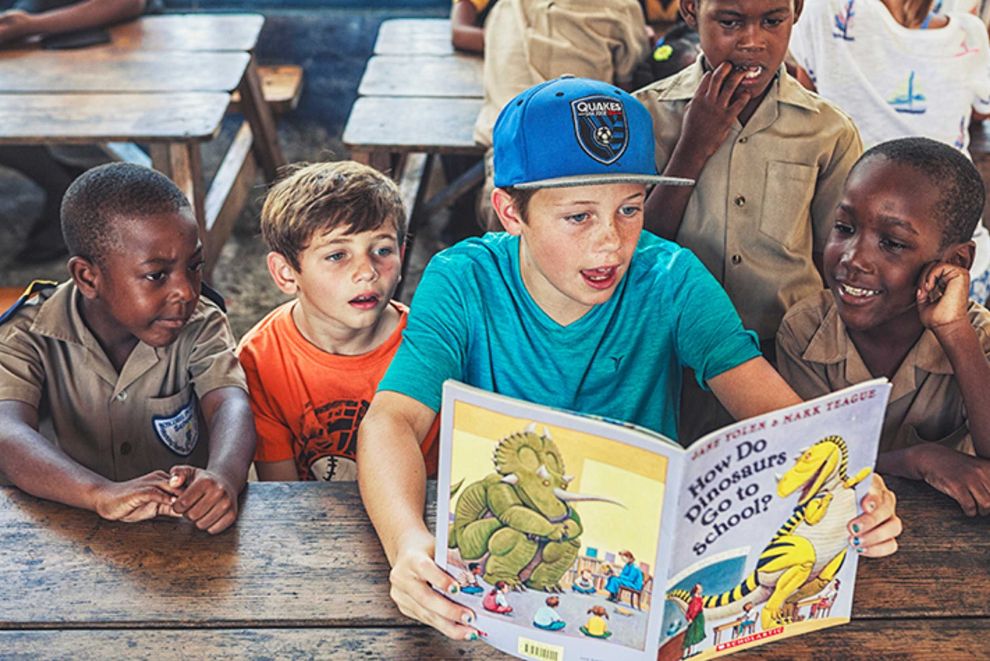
xmin=659 ymin=380 xmax=891 ymax=660
xmin=435 ymin=381 xmax=686 ymax=661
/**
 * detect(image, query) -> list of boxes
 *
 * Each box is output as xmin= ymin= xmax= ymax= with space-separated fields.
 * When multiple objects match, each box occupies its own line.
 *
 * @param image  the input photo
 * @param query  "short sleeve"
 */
xmin=668 ymin=249 xmax=762 ymax=386
xmin=237 ymin=344 xmax=294 ymax=463
xmin=610 ymin=2 xmax=650 ymax=83
xmin=0 ymin=319 xmax=44 ymax=407
xmin=187 ymin=303 xmax=248 ymax=397
xmin=378 ymin=255 xmax=470 ymax=412
xmin=811 ymin=114 xmax=862 ymax=254
xmin=775 ymin=312 xmax=834 ymax=401
xmin=964 ymin=16 xmax=990 ymax=114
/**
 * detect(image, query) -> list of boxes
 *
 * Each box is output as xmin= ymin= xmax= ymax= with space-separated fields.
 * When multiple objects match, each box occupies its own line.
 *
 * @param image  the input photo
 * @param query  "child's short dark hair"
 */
xmin=261 ymin=160 xmax=407 ymax=271
xmin=859 ymin=137 xmax=985 ymax=248
xmin=61 ymin=163 xmax=191 ymax=264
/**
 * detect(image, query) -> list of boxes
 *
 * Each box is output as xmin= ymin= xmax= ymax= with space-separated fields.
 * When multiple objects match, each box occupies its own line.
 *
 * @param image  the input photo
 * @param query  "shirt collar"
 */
xmin=802 ymin=296 xmax=955 ymax=400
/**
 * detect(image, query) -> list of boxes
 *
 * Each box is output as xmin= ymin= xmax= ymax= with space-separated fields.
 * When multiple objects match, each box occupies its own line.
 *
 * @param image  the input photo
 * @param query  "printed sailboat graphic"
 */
xmin=888 ymin=71 xmax=926 ymax=114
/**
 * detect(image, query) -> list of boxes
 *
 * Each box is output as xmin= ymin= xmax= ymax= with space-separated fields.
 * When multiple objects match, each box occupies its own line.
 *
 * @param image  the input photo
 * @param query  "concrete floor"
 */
xmin=0 ymin=116 xmax=470 ymax=340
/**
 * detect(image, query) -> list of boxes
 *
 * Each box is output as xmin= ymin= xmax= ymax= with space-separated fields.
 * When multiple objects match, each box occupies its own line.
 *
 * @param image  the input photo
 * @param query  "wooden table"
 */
xmin=0 ymin=13 xmax=285 ymax=277
xmin=0 ymin=477 xmax=985 ymax=658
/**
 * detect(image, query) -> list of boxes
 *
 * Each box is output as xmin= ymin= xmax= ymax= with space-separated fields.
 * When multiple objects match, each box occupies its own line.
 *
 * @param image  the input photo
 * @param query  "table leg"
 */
xmin=151 ymin=142 xmax=211 ymax=274
xmin=237 ymin=55 xmax=286 ymax=182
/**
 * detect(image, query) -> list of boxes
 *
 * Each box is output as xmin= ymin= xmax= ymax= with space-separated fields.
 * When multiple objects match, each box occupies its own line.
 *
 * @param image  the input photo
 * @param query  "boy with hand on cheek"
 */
xmin=357 ymin=76 xmax=901 ymax=642
xmin=635 ymin=0 xmax=862 ymax=439
xmin=0 ymin=163 xmax=255 ymax=533
xmin=237 ymin=161 xmax=438 ymax=482
xmin=778 ymin=138 xmax=990 ymax=517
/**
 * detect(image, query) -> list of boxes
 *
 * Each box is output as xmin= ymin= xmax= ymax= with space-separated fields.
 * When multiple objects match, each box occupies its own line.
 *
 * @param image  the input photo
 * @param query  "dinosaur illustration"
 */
xmin=448 ymin=424 xmax=620 ymax=591
xmin=667 ymin=435 xmax=871 ymax=631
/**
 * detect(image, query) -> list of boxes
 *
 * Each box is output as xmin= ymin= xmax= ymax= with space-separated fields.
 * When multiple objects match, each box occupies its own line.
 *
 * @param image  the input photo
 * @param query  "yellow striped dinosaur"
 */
xmin=667 ymin=435 xmax=871 ymax=630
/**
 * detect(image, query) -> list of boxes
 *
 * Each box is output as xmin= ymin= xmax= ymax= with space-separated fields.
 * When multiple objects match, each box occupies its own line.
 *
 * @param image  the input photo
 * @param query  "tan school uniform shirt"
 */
xmin=474 ymin=0 xmax=649 ymax=147
xmin=776 ymin=290 xmax=990 ymax=453
xmin=635 ymin=61 xmax=863 ymax=340
xmin=0 ymin=281 xmax=247 ymax=482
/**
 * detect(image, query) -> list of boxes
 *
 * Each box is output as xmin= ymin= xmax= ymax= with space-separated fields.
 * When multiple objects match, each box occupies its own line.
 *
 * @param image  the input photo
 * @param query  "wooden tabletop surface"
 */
xmin=343 ymin=96 xmax=483 ymax=155
xmin=374 ymin=18 xmax=454 ymax=56
xmin=359 ymin=54 xmax=483 ymax=98
xmin=107 ymin=13 xmax=265 ymax=52
xmin=0 ymin=476 xmax=985 ymax=658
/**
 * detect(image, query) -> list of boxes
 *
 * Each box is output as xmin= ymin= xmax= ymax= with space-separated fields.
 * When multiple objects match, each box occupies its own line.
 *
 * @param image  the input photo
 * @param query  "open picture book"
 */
xmin=434 ymin=378 xmax=892 ymax=661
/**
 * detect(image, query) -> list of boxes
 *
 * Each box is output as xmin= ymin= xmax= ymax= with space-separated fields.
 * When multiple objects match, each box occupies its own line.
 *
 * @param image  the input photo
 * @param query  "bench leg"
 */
xmin=237 ymin=55 xmax=286 ymax=182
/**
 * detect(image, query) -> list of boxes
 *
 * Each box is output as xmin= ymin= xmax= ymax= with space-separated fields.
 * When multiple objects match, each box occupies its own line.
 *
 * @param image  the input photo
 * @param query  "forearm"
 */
xmin=451 ymin=24 xmax=483 ymax=52
xmin=202 ymin=389 xmax=257 ymax=490
xmin=0 ymin=405 xmax=108 ymax=511
xmin=644 ymin=140 xmax=706 ymax=239
xmin=358 ymin=409 xmax=431 ymax=566
xmin=709 ymin=357 xmax=803 ymax=421
xmin=23 ymin=0 xmax=144 ymax=37
xmin=875 ymin=446 xmax=926 ymax=480
xmin=935 ymin=321 xmax=990 ymax=456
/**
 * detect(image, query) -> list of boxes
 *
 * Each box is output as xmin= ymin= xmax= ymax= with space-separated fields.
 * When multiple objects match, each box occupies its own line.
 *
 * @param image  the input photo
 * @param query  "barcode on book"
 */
xmin=518 ymin=636 xmax=564 ymax=661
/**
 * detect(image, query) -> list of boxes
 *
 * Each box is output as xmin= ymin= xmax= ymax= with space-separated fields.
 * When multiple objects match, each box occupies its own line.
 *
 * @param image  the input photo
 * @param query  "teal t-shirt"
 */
xmin=379 ymin=231 xmax=760 ymax=441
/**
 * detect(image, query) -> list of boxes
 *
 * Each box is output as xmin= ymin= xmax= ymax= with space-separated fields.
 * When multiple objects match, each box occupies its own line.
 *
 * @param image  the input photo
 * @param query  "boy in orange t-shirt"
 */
xmin=237 ymin=161 xmax=438 ymax=481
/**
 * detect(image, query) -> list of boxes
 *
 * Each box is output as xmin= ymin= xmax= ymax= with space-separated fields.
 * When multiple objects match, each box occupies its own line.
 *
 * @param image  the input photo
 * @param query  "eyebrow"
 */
xmin=554 ymin=193 xmax=645 ymax=207
xmin=139 ymin=246 xmax=203 ymax=266
xmin=879 ymin=216 xmax=920 ymax=235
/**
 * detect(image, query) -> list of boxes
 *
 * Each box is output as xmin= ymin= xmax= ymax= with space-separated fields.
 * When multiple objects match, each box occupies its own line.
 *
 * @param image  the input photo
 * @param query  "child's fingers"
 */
xmin=193 ymin=498 xmax=233 ymax=531
xmin=168 ymin=465 xmax=195 ymax=489
xmin=856 ymin=533 xmax=899 ymax=558
xmin=171 ymin=480 xmax=207 ymax=515
xmin=205 ymin=509 xmax=238 ymax=535
xmin=391 ymin=571 xmax=477 ymax=640
xmin=850 ymin=510 xmax=902 ymax=551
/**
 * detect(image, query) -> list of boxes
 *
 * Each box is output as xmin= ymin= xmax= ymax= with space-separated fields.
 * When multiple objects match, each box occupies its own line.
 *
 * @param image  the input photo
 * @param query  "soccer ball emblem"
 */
xmin=594 ymin=125 xmax=613 ymax=146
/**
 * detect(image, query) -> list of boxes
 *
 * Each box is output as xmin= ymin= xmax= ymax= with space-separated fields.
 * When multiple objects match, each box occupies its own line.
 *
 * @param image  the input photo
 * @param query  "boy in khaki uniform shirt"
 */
xmin=0 ymin=163 xmax=256 ymax=533
xmin=778 ymin=138 xmax=990 ymax=517
xmin=633 ymin=0 xmax=861 ymax=441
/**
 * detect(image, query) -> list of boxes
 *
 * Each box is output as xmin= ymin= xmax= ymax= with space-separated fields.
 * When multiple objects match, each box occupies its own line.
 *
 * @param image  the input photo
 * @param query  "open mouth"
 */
xmin=580 ymin=266 xmax=618 ymax=290
xmin=733 ymin=63 xmax=765 ymax=81
xmin=838 ymin=283 xmax=882 ymax=300
xmin=349 ymin=293 xmax=381 ymax=310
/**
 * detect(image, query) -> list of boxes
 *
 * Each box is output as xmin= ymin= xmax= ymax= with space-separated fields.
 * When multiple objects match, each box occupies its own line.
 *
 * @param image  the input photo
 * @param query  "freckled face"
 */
xmin=94 ymin=210 xmax=204 ymax=348
xmin=823 ymin=157 xmax=945 ymax=334
xmin=512 ymin=183 xmax=645 ymax=326
xmin=687 ymin=0 xmax=799 ymax=102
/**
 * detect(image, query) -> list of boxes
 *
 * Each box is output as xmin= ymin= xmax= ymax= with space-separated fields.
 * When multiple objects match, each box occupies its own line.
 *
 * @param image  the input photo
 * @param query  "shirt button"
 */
xmin=734 ymin=195 xmax=746 ymax=207
xmin=731 ymin=254 xmax=743 ymax=265
xmin=116 ymin=391 xmax=128 ymax=402
xmin=120 ymin=442 xmax=132 ymax=455
xmin=738 ymin=137 xmax=748 ymax=144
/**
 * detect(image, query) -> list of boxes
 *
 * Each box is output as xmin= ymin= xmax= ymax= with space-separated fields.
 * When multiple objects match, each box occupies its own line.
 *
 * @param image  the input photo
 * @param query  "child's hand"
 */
xmin=910 ymin=443 xmax=990 ymax=516
xmin=388 ymin=527 xmax=478 ymax=641
xmin=0 ymin=10 xmax=32 ymax=43
xmin=168 ymin=465 xmax=240 ymax=534
xmin=680 ymin=61 xmax=752 ymax=162
xmin=847 ymin=474 xmax=902 ymax=557
xmin=93 ymin=471 xmax=182 ymax=523
xmin=917 ymin=261 xmax=970 ymax=332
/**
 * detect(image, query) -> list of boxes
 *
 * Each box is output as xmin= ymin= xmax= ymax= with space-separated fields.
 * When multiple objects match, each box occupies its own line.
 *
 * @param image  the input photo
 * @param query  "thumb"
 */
xmin=169 ymin=465 xmax=195 ymax=488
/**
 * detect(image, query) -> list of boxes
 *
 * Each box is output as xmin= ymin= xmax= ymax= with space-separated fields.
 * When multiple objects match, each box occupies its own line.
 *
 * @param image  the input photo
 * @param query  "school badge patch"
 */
xmin=570 ymin=95 xmax=628 ymax=165
xmin=153 ymin=396 xmax=199 ymax=456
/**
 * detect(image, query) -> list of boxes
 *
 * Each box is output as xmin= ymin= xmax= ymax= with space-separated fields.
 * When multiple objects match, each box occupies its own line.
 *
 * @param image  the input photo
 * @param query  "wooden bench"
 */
xmin=230 ymin=64 xmax=304 ymax=115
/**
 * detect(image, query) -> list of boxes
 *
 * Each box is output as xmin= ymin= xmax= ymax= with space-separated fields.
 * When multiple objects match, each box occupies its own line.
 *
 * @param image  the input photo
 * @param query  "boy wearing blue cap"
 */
xmin=357 ymin=77 xmax=901 ymax=641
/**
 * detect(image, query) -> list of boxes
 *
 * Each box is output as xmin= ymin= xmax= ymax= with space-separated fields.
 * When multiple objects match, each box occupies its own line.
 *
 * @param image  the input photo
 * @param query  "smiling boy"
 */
xmin=778 ymin=138 xmax=990 ymax=516
xmin=0 ymin=163 xmax=255 ymax=533
xmin=237 ymin=161 xmax=438 ymax=481
xmin=357 ymin=76 xmax=901 ymax=641
xmin=634 ymin=0 xmax=862 ymax=440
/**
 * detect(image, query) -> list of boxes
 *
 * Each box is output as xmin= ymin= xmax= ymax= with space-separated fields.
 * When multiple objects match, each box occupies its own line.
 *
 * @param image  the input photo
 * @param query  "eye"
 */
xmin=833 ymin=221 xmax=854 ymax=235
xmin=565 ymin=212 xmax=590 ymax=224
xmin=763 ymin=16 xmax=784 ymax=27
xmin=879 ymin=237 xmax=909 ymax=252
xmin=718 ymin=19 xmax=740 ymax=28
xmin=325 ymin=251 xmax=346 ymax=262
xmin=145 ymin=271 xmax=167 ymax=282
xmin=189 ymin=260 xmax=205 ymax=273
xmin=374 ymin=246 xmax=395 ymax=257
xmin=618 ymin=204 xmax=642 ymax=218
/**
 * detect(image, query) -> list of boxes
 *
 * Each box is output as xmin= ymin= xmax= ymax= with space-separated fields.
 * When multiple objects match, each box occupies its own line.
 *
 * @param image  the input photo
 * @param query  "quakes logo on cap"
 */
xmin=570 ymin=94 xmax=629 ymax=165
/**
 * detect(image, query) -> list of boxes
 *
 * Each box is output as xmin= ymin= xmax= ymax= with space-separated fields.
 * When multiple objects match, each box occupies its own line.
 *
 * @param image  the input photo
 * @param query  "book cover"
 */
xmin=435 ymin=379 xmax=891 ymax=661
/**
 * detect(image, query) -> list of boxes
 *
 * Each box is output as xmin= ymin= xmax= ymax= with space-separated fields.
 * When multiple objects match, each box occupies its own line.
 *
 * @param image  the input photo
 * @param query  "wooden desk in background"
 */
xmin=0 ymin=12 xmax=285 ymax=277
xmin=0 ymin=478 xmax=986 ymax=658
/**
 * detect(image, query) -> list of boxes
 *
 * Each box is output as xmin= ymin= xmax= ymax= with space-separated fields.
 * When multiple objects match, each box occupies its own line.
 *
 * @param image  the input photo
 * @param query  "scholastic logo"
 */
xmin=570 ymin=94 xmax=628 ymax=165
xmin=716 ymin=626 xmax=784 ymax=651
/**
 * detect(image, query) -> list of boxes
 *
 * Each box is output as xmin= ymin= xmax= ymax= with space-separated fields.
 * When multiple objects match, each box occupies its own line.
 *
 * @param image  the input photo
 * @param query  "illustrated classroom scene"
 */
xmin=0 ymin=0 xmax=987 ymax=658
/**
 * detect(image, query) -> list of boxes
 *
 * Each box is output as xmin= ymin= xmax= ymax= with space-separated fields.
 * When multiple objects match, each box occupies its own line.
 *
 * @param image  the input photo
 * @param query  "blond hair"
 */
xmin=261 ymin=160 xmax=407 ymax=271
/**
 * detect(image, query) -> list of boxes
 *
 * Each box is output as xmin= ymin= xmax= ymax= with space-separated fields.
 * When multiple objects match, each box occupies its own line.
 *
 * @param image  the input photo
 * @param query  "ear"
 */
xmin=266 ymin=251 xmax=301 ymax=296
xmin=492 ymin=188 xmax=525 ymax=235
xmin=792 ymin=0 xmax=805 ymax=23
xmin=944 ymin=240 xmax=976 ymax=271
xmin=68 ymin=256 xmax=101 ymax=300
xmin=680 ymin=0 xmax=699 ymax=29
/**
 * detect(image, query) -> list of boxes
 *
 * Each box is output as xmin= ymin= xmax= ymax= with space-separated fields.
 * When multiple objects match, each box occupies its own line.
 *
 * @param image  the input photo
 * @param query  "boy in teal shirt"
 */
xmin=358 ymin=76 xmax=901 ymax=641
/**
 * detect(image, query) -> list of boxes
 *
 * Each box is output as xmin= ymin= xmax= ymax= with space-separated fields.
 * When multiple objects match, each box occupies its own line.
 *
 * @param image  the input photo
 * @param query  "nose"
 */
xmin=594 ymin=217 xmax=622 ymax=255
xmin=353 ymin=253 xmax=380 ymax=282
xmin=172 ymin=270 xmax=198 ymax=304
xmin=738 ymin=22 xmax=766 ymax=50
xmin=840 ymin=235 xmax=873 ymax=275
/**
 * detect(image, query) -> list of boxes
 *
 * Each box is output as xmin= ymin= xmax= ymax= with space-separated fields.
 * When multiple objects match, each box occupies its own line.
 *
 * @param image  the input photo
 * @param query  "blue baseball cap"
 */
xmin=492 ymin=76 xmax=694 ymax=190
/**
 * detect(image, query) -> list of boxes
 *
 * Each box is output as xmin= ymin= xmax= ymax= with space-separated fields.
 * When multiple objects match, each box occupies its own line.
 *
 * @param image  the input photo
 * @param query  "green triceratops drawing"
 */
xmin=448 ymin=424 xmax=620 ymax=591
